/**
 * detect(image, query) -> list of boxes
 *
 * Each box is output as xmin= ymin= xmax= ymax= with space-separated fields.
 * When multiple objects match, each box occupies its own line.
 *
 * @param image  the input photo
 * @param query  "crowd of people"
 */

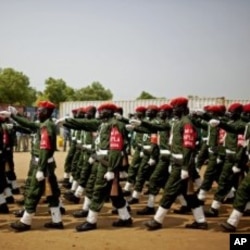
xmin=0 ymin=96 xmax=250 ymax=233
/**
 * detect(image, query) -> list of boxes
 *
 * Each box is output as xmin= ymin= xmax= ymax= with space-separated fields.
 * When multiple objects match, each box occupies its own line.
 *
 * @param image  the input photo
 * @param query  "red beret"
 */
xmin=170 ymin=97 xmax=188 ymax=107
xmin=243 ymin=103 xmax=250 ymax=113
xmin=72 ymin=108 xmax=79 ymax=113
xmin=228 ymin=103 xmax=243 ymax=112
xmin=159 ymin=104 xmax=173 ymax=111
xmin=206 ymin=105 xmax=222 ymax=114
xmin=146 ymin=105 xmax=159 ymax=111
xmin=135 ymin=106 xmax=147 ymax=113
xmin=203 ymin=105 xmax=210 ymax=111
xmin=78 ymin=107 xmax=86 ymax=113
xmin=85 ymin=105 xmax=96 ymax=112
xmin=37 ymin=101 xmax=56 ymax=109
xmin=98 ymin=103 xmax=117 ymax=112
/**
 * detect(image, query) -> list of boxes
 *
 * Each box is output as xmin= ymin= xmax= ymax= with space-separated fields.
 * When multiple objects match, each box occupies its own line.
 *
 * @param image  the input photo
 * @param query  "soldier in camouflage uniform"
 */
xmin=220 ymin=103 xmax=250 ymax=232
xmin=122 ymin=106 xmax=147 ymax=196
xmin=0 ymin=115 xmax=9 ymax=213
xmin=128 ymin=105 xmax=160 ymax=205
xmin=2 ymin=101 xmax=64 ymax=232
xmin=62 ymin=103 xmax=132 ymax=232
xmin=60 ymin=108 xmax=79 ymax=188
xmin=64 ymin=106 xmax=97 ymax=205
xmin=194 ymin=105 xmax=226 ymax=204
xmin=131 ymin=104 xmax=173 ymax=215
xmin=64 ymin=107 xmax=86 ymax=196
xmin=205 ymin=103 xmax=246 ymax=217
xmin=144 ymin=97 xmax=208 ymax=231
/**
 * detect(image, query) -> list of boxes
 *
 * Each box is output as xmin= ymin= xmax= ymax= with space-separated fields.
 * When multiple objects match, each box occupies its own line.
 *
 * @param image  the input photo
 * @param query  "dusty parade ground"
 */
xmin=1 ymin=150 xmax=250 ymax=250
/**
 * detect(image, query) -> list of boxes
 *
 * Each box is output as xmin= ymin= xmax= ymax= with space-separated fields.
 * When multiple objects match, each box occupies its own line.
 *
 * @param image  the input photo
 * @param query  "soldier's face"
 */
xmin=37 ymin=107 xmax=48 ymax=121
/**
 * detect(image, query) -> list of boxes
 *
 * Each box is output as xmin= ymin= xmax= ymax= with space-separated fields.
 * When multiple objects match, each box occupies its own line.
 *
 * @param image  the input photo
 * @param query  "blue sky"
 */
xmin=1 ymin=0 xmax=250 ymax=100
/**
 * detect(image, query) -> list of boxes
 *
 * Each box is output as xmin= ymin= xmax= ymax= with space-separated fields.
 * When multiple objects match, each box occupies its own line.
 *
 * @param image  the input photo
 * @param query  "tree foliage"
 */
xmin=74 ymin=82 xmax=113 ymax=101
xmin=39 ymin=77 xmax=75 ymax=106
xmin=0 ymin=68 xmax=37 ymax=106
xmin=136 ymin=91 xmax=156 ymax=100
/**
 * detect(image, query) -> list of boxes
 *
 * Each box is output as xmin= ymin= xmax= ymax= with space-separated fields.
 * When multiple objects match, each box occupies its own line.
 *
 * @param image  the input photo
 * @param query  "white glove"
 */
xmin=8 ymin=106 xmax=18 ymax=115
xmin=6 ymin=124 xmax=14 ymax=129
xmin=114 ymin=112 xmax=123 ymax=120
xmin=55 ymin=117 xmax=66 ymax=125
xmin=125 ymin=124 xmax=134 ymax=131
xmin=119 ymin=171 xmax=128 ymax=179
xmin=181 ymin=169 xmax=189 ymax=180
xmin=129 ymin=118 xmax=142 ymax=127
xmin=139 ymin=151 xmax=144 ymax=158
xmin=216 ymin=157 xmax=222 ymax=164
xmin=148 ymin=158 xmax=156 ymax=166
xmin=74 ymin=185 xmax=84 ymax=198
xmin=209 ymin=119 xmax=220 ymax=127
xmin=168 ymin=165 xmax=172 ymax=174
xmin=104 ymin=171 xmax=115 ymax=181
xmin=36 ymin=170 xmax=45 ymax=182
xmin=88 ymin=156 xmax=95 ymax=164
xmin=232 ymin=166 xmax=241 ymax=174
xmin=0 ymin=111 xmax=11 ymax=118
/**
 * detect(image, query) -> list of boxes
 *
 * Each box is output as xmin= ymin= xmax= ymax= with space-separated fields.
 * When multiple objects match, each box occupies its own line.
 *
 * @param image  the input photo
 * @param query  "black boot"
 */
xmin=75 ymin=222 xmax=97 ymax=232
xmin=173 ymin=206 xmax=191 ymax=215
xmin=12 ymin=188 xmax=21 ymax=195
xmin=6 ymin=196 xmax=15 ymax=204
xmin=112 ymin=218 xmax=133 ymax=227
xmin=243 ymin=210 xmax=250 ymax=217
xmin=72 ymin=210 xmax=89 ymax=218
xmin=64 ymin=192 xmax=80 ymax=204
xmin=123 ymin=190 xmax=131 ymax=197
xmin=220 ymin=222 xmax=236 ymax=232
xmin=10 ymin=221 xmax=31 ymax=232
xmin=137 ymin=206 xmax=155 ymax=215
xmin=185 ymin=221 xmax=208 ymax=230
xmin=44 ymin=221 xmax=64 ymax=229
xmin=58 ymin=178 xmax=69 ymax=184
xmin=204 ymin=208 xmax=219 ymax=217
xmin=144 ymin=219 xmax=162 ymax=231
xmin=13 ymin=209 xmax=25 ymax=218
xmin=0 ymin=203 xmax=9 ymax=214
xmin=128 ymin=197 xmax=139 ymax=205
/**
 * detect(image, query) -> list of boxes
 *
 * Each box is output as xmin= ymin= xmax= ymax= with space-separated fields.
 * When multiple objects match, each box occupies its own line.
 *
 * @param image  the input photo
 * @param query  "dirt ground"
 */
xmin=1 ymin=150 xmax=250 ymax=250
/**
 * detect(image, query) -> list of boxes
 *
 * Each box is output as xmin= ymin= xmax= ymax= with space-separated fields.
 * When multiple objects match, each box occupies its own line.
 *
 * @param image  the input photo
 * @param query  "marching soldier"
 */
xmin=60 ymin=103 xmax=132 ymax=232
xmin=0 ymin=101 xmax=64 ymax=232
xmin=205 ymin=103 xmax=246 ymax=217
xmin=144 ymin=97 xmax=208 ymax=231
xmin=220 ymin=103 xmax=250 ymax=231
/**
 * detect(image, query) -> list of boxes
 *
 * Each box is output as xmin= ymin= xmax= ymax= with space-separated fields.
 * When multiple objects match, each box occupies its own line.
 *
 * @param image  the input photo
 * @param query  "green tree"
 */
xmin=74 ymin=81 xmax=113 ymax=100
xmin=0 ymin=68 xmax=37 ymax=105
xmin=136 ymin=91 xmax=157 ymax=100
xmin=40 ymin=77 xmax=75 ymax=106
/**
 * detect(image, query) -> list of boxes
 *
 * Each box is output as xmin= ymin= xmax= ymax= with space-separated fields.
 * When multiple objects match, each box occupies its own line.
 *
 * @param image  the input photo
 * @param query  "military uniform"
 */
xmin=220 ymin=103 xmax=250 ymax=232
xmin=0 ymin=117 xmax=9 ymax=213
xmin=128 ymin=105 xmax=160 ymax=204
xmin=135 ymin=104 xmax=172 ymax=215
xmin=144 ymin=97 xmax=207 ymax=231
xmin=73 ymin=103 xmax=132 ymax=232
xmin=10 ymin=101 xmax=63 ymax=232
xmin=205 ymin=103 xmax=246 ymax=217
